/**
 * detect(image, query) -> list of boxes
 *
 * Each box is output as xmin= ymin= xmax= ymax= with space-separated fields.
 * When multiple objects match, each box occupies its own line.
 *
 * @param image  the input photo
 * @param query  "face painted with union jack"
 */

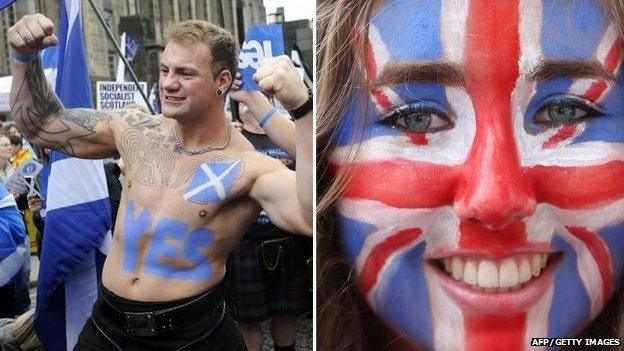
xmin=330 ymin=0 xmax=624 ymax=350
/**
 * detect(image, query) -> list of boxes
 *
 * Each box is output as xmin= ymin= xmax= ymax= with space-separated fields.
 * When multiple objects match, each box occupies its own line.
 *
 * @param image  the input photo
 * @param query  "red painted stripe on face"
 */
xmin=528 ymin=161 xmax=624 ymax=208
xmin=464 ymin=313 xmax=526 ymax=351
xmin=566 ymin=226 xmax=613 ymax=304
xmin=541 ymin=124 xmax=578 ymax=149
xmin=583 ymin=79 xmax=608 ymax=102
xmin=339 ymin=160 xmax=459 ymax=208
xmin=367 ymin=41 xmax=391 ymax=110
xmin=604 ymin=40 xmax=622 ymax=73
xmin=408 ymin=132 xmax=428 ymax=145
xmin=457 ymin=1 xmax=532 ymax=233
xmin=359 ymin=228 xmax=422 ymax=295
xmin=459 ymin=220 xmax=527 ymax=257
xmin=581 ymin=41 xmax=622 ymax=106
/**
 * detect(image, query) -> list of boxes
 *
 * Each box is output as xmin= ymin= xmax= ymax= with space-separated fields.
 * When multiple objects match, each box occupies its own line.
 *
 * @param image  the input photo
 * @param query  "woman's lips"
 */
xmin=430 ymin=253 xmax=561 ymax=314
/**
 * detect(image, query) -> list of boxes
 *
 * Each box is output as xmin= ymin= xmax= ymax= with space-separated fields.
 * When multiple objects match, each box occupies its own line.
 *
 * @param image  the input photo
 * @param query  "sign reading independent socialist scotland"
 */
xmin=96 ymin=81 xmax=148 ymax=110
xmin=238 ymin=24 xmax=284 ymax=91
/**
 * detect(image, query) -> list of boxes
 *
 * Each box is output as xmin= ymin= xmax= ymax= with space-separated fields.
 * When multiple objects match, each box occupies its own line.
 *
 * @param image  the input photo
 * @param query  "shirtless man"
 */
xmin=8 ymin=14 xmax=312 ymax=350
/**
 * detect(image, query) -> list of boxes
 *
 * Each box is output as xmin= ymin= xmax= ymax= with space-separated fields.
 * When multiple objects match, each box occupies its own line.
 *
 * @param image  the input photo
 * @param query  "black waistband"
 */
xmin=97 ymin=283 xmax=225 ymax=337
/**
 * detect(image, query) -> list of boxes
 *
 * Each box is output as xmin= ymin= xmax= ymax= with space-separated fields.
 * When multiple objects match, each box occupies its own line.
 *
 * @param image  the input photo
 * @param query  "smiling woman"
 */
xmin=317 ymin=0 xmax=624 ymax=350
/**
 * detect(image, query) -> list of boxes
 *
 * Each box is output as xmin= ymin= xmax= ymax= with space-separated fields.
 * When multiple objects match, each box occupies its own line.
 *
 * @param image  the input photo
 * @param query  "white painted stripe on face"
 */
xmin=368 ymin=24 xmax=391 ymax=76
xmin=521 ymin=141 xmax=624 ymax=167
xmin=440 ymin=0 xmax=468 ymax=64
xmin=526 ymin=198 xmax=624 ymax=236
xmin=558 ymin=230 xmax=604 ymax=319
xmin=425 ymin=263 xmax=465 ymax=351
xmin=518 ymin=0 xmax=543 ymax=76
xmin=331 ymin=87 xmax=476 ymax=166
xmin=338 ymin=199 xmax=461 ymax=272
xmin=525 ymin=282 xmax=554 ymax=349
xmin=594 ymin=23 xmax=620 ymax=64
xmin=368 ymin=23 xmax=404 ymax=113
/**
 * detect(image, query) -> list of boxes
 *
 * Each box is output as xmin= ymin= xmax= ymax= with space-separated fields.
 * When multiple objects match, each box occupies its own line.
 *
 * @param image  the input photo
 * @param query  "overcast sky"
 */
xmin=263 ymin=0 xmax=315 ymax=21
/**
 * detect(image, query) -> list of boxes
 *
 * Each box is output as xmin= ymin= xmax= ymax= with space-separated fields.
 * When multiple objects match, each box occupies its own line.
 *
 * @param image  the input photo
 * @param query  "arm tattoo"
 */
xmin=10 ymin=58 xmax=113 ymax=156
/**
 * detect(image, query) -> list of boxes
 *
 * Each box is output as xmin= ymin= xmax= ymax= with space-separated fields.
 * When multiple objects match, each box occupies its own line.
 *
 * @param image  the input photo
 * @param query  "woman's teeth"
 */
xmin=441 ymin=254 xmax=548 ymax=292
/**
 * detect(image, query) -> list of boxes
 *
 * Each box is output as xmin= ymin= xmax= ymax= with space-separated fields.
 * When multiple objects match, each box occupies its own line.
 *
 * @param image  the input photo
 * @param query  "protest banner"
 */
xmin=5 ymin=159 xmax=43 ymax=195
xmin=96 ymin=81 xmax=148 ymax=110
xmin=238 ymin=24 xmax=284 ymax=90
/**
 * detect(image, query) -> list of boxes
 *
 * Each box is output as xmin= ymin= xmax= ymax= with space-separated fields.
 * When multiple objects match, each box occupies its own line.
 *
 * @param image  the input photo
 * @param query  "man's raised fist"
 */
xmin=8 ymin=14 xmax=59 ymax=56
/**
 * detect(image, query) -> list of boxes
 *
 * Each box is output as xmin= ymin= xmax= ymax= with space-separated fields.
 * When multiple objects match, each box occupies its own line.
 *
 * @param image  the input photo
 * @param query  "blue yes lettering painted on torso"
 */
xmin=123 ymin=201 xmax=214 ymax=280
xmin=183 ymin=161 xmax=243 ymax=204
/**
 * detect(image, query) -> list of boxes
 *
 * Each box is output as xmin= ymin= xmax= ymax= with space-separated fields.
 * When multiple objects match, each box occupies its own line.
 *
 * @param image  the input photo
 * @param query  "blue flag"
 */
xmin=0 ymin=184 xmax=27 ymax=287
xmin=238 ymin=24 xmax=284 ymax=90
xmin=0 ymin=0 xmax=17 ymax=11
xmin=34 ymin=1 xmax=112 ymax=350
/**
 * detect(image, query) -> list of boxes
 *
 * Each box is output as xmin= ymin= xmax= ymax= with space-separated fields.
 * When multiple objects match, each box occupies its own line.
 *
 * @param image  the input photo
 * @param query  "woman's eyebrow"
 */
xmin=528 ymin=60 xmax=617 ymax=82
xmin=374 ymin=61 xmax=466 ymax=87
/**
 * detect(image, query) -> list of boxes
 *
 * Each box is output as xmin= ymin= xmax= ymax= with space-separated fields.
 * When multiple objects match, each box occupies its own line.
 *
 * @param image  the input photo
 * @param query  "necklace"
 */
xmin=172 ymin=121 xmax=232 ymax=156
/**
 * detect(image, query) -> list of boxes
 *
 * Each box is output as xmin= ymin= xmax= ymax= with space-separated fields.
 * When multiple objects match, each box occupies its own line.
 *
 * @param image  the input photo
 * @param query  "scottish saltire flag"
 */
xmin=0 ymin=184 xmax=27 ymax=286
xmin=238 ymin=24 xmax=284 ymax=90
xmin=332 ymin=1 xmax=624 ymax=350
xmin=0 ymin=0 xmax=17 ymax=11
xmin=34 ymin=1 xmax=112 ymax=350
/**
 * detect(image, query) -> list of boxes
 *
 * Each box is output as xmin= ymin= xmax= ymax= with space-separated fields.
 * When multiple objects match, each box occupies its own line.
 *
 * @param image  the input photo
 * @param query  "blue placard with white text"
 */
xmin=238 ymin=24 xmax=284 ymax=91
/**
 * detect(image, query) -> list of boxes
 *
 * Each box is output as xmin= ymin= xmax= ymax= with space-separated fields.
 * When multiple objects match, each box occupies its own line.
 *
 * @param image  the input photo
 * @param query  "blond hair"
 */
xmin=164 ymin=20 xmax=239 ymax=81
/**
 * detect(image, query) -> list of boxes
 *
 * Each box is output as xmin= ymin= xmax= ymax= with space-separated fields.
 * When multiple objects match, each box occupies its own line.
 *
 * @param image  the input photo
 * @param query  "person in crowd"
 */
xmin=317 ymin=0 xmax=624 ymax=350
xmin=8 ymin=137 xmax=33 ymax=171
xmin=0 ymin=183 xmax=28 ymax=320
xmin=226 ymin=77 xmax=312 ymax=351
xmin=3 ymin=125 xmax=20 ymax=140
xmin=0 ymin=135 xmax=14 ymax=184
xmin=9 ymin=13 xmax=312 ymax=351
xmin=4 ymin=124 xmax=34 ymax=157
xmin=0 ymin=309 xmax=44 ymax=351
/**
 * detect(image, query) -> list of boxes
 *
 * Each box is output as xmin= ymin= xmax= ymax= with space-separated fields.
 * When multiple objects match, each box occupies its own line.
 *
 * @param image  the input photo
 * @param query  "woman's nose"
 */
xmin=454 ymin=119 xmax=536 ymax=231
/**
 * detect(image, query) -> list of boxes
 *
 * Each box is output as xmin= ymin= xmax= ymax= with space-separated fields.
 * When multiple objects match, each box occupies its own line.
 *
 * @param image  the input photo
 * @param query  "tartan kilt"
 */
xmin=225 ymin=235 xmax=312 ymax=324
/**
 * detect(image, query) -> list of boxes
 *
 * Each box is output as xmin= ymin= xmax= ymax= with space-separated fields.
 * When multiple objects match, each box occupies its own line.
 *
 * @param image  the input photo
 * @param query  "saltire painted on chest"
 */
xmin=332 ymin=0 xmax=624 ymax=350
xmin=183 ymin=160 xmax=242 ymax=204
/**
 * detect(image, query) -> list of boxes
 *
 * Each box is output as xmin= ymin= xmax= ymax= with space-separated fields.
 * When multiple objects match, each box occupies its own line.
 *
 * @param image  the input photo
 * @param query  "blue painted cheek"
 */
xmin=123 ymin=201 xmax=152 ymax=272
xmin=375 ymin=244 xmax=434 ymax=351
xmin=337 ymin=213 xmax=434 ymax=350
xmin=548 ymin=236 xmax=591 ymax=338
xmin=144 ymin=219 xmax=214 ymax=280
xmin=337 ymin=214 xmax=376 ymax=262
xmin=597 ymin=221 xmax=624 ymax=297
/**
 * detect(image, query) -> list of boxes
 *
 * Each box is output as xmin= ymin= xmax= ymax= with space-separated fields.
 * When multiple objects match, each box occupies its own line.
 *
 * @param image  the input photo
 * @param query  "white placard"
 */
xmin=96 ymin=81 xmax=148 ymax=110
xmin=5 ymin=159 xmax=43 ymax=194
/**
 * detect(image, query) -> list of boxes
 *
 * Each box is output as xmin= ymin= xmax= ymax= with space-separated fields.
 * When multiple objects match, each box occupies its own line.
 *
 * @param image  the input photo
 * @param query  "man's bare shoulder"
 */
xmin=110 ymin=109 xmax=164 ymax=133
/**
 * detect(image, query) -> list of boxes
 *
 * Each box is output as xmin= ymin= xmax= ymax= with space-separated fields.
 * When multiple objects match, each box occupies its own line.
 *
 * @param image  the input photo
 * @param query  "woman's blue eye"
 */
xmin=381 ymin=104 xmax=452 ymax=133
xmin=533 ymin=98 xmax=600 ymax=126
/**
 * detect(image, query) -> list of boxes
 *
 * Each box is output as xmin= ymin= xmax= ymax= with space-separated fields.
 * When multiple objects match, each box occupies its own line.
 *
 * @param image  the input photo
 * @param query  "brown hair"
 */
xmin=316 ymin=0 xmax=624 ymax=350
xmin=164 ymin=20 xmax=239 ymax=82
